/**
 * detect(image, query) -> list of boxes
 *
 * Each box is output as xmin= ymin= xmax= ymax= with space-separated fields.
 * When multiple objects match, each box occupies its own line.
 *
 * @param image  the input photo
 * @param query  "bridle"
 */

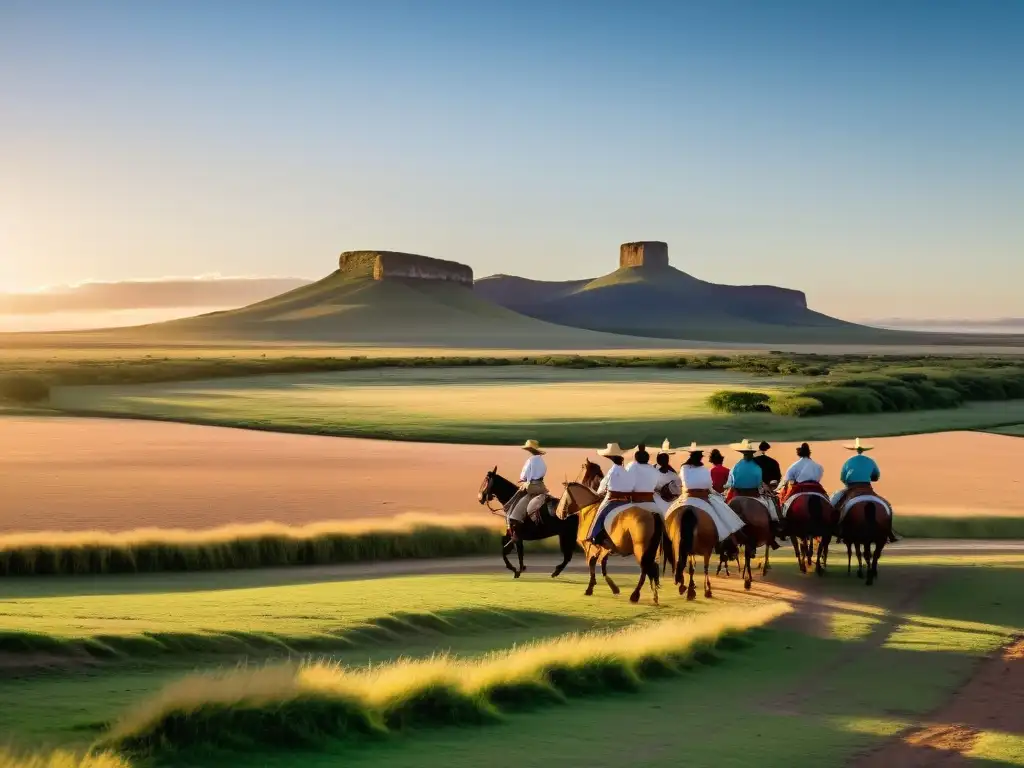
xmin=480 ymin=473 xmax=509 ymax=517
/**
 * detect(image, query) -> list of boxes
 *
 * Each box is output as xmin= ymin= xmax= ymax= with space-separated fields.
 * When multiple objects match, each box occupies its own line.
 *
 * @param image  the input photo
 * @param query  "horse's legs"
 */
xmin=584 ymin=554 xmax=598 ymax=596
xmin=816 ymin=536 xmax=831 ymax=576
xmin=601 ymin=553 xmax=620 ymax=595
xmin=761 ymin=544 xmax=771 ymax=577
xmin=630 ymin=563 xmax=647 ymax=604
xmin=686 ymin=557 xmax=697 ymax=601
xmin=703 ymin=553 xmax=713 ymax=598
xmin=866 ymin=541 xmax=884 ymax=586
xmin=501 ymin=534 xmax=518 ymax=576
xmin=551 ymin=530 xmax=574 ymax=579
xmin=743 ymin=541 xmax=754 ymax=590
xmin=792 ymin=536 xmax=806 ymax=574
xmin=856 ymin=542 xmax=864 ymax=579
xmin=516 ymin=538 xmax=525 ymax=575
xmin=846 ymin=541 xmax=853 ymax=575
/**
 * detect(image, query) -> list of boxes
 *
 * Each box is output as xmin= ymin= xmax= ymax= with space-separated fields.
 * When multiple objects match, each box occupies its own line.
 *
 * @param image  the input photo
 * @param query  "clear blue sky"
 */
xmin=1 ymin=0 xmax=1021 ymax=319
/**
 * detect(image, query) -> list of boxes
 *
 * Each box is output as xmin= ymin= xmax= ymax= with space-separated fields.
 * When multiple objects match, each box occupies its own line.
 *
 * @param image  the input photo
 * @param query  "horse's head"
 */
xmin=478 ymin=465 xmax=499 ymax=505
xmin=556 ymin=481 xmax=600 ymax=520
xmin=578 ymin=459 xmax=605 ymax=491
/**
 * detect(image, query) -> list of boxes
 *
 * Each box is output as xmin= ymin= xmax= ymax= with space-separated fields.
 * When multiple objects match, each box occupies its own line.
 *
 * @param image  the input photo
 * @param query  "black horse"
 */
xmin=478 ymin=461 xmax=602 ymax=579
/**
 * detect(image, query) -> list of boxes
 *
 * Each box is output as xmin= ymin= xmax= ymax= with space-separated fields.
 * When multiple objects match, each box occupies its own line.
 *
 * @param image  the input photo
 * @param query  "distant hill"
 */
xmin=29 ymin=252 xmax=673 ymax=349
xmin=474 ymin=241 xmax=892 ymax=343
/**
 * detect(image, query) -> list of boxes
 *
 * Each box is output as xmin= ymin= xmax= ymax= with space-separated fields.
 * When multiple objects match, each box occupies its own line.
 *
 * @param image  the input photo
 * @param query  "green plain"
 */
xmin=45 ymin=366 xmax=1024 ymax=445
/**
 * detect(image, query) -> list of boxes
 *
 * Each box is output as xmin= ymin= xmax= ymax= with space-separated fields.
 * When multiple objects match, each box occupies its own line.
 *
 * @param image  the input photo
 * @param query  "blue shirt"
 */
xmin=841 ymin=454 xmax=880 ymax=485
xmin=726 ymin=457 xmax=763 ymax=490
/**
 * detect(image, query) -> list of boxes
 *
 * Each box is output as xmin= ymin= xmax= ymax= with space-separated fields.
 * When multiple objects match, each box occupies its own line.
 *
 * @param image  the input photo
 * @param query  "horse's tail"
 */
xmin=644 ymin=512 xmax=665 ymax=583
xmin=661 ymin=524 xmax=674 ymax=576
xmin=675 ymin=508 xmax=697 ymax=586
xmin=864 ymin=502 xmax=877 ymax=542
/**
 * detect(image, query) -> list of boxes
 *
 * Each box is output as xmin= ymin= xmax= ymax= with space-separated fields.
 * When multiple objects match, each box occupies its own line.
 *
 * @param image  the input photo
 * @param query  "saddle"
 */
xmin=526 ymin=494 xmax=558 ymax=524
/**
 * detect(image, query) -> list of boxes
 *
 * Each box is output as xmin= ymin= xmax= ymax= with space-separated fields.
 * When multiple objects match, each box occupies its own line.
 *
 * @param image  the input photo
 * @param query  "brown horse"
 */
xmin=781 ymin=487 xmax=838 ymax=576
xmin=728 ymin=493 xmax=776 ymax=590
xmin=478 ymin=460 xmax=604 ymax=578
xmin=840 ymin=494 xmax=892 ymax=586
xmin=556 ymin=482 xmax=664 ymax=604
xmin=662 ymin=500 xmax=722 ymax=600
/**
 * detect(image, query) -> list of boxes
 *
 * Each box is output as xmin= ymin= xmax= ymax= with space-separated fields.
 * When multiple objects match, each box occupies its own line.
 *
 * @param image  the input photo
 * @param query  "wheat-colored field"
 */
xmin=1 ymin=417 xmax=1022 ymax=534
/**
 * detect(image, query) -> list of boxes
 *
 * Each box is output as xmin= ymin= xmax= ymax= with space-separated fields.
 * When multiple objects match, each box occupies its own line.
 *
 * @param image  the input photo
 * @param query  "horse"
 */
xmin=477 ymin=460 xmax=604 ymax=579
xmin=780 ymin=486 xmax=838 ymax=576
xmin=840 ymin=495 xmax=892 ymax=586
xmin=556 ymin=481 xmax=664 ymax=604
xmin=662 ymin=499 xmax=726 ymax=601
xmin=727 ymin=491 xmax=776 ymax=591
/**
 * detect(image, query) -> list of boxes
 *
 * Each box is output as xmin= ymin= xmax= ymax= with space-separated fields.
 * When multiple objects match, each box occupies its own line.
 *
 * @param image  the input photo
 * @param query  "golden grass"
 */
xmin=101 ymin=603 xmax=790 ymax=753
xmin=0 ymin=751 xmax=128 ymax=768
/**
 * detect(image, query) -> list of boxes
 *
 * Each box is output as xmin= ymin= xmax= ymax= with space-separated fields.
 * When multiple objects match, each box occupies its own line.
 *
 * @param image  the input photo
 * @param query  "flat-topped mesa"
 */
xmin=338 ymin=251 xmax=473 ymax=286
xmin=620 ymin=241 xmax=669 ymax=269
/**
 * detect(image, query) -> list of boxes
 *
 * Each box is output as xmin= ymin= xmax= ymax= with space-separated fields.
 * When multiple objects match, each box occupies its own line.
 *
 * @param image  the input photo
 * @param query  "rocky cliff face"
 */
xmin=338 ymin=251 xmax=474 ymax=286
xmin=619 ymin=241 xmax=669 ymax=269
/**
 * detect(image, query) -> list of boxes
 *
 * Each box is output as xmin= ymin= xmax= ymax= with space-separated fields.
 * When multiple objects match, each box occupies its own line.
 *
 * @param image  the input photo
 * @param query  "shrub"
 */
xmin=0 ymin=375 xmax=50 ymax=404
xmin=705 ymin=390 xmax=772 ymax=414
xmin=769 ymin=395 xmax=824 ymax=417
xmin=797 ymin=386 xmax=885 ymax=415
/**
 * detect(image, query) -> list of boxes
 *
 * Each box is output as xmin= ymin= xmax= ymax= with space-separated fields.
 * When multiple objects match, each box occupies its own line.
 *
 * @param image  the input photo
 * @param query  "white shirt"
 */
xmin=782 ymin=457 xmax=824 ymax=484
xmin=655 ymin=470 xmax=682 ymax=496
xmin=680 ymin=464 xmax=713 ymax=491
xmin=627 ymin=462 xmax=660 ymax=493
xmin=520 ymin=454 xmax=547 ymax=483
xmin=598 ymin=463 xmax=634 ymax=495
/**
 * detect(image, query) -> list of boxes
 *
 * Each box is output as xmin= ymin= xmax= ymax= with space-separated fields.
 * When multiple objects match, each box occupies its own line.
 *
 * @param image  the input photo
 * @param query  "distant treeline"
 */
xmin=708 ymin=366 xmax=1024 ymax=418
xmin=2 ymin=351 xmax=1023 ymax=405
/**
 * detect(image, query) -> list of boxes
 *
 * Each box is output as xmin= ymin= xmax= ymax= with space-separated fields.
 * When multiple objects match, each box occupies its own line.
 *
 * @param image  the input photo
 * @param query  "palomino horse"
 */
xmin=781 ymin=487 xmax=838 ymax=576
xmin=728 ymin=492 xmax=776 ymax=590
xmin=556 ymin=482 xmax=664 ymax=604
xmin=477 ymin=460 xmax=604 ymax=579
xmin=839 ymin=492 xmax=892 ymax=586
xmin=662 ymin=499 xmax=725 ymax=600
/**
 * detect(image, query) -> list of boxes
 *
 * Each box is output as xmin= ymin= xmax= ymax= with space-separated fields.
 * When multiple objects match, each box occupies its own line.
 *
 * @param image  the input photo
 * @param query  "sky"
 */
xmin=1 ymin=0 xmax=1022 ymax=321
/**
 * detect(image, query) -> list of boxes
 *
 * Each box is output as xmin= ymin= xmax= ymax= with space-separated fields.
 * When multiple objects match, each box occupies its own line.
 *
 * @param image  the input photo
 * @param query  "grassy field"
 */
xmin=45 ymin=365 xmax=1024 ymax=445
xmin=0 ymin=555 xmax=1021 ymax=767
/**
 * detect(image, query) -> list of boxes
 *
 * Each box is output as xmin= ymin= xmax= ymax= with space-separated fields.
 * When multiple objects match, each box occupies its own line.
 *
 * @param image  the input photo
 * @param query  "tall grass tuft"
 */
xmin=99 ymin=603 xmax=789 ymax=756
xmin=0 ymin=750 xmax=128 ymax=768
xmin=0 ymin=514 xmax=518 ymax=577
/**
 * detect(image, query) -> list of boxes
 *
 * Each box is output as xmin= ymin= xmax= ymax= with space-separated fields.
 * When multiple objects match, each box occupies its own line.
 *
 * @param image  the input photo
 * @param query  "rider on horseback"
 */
xmin=831 ymin=437 xmax=897 ymax=543
xmin=653 ymin=439 xmax=682 ymax=516
xmin=679 ymin=443 xmax=745 ymax=546
xmin=725 ymin=439 xmax=782 ymax=547
xmin=626 ymin=443 xmax=662 ymax=516
xmin=779 ymin=442 xmax=826 ymax=503
xmin=585 ymin=443 xmax=634 ymax=547
xmin=506 ymin=439 xmax=549 ymax=542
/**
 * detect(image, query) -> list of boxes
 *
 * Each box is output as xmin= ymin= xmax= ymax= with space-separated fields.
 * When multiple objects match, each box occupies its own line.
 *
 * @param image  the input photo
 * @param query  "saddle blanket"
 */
xmin=838 ymin=494 xmax=892 ymax=523
xmin=594 ymin=500 xmax=632 ymax=539
xmin=782 ymin=491 xmax=831 ymax=518
xmin=750 ymin=493 xmax=780 ymax=522
xmin=667 ymin=496 xmax=744 ymax=541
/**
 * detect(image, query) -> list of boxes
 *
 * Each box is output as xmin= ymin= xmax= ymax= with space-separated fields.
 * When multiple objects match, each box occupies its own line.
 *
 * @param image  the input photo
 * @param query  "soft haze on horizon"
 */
xmin=2 ymin=0 xmax=1021 ymax=321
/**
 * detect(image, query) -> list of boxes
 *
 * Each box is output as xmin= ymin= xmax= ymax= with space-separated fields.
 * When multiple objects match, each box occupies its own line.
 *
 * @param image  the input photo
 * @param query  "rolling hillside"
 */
xmin=475 ymin=258 xmax=897 ymax=343
xmin=32 ymin=269 xmax=673 ymax=349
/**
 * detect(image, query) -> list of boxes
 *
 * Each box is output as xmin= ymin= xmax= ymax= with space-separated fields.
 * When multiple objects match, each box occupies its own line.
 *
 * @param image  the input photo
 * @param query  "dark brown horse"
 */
xmin=728 ymin=493 xmax=776 ymax=590
xmin=477 ymin=460 xmax=603 ymax=579
xmin=840 ymin=494 xmax=892 ymax=586
xmin=781 ymin=487 xmax=838 ymax=576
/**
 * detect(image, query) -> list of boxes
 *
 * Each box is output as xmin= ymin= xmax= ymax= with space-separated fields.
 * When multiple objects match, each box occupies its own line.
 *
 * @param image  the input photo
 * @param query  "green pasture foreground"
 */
xmin=0 ymin=556 xmax=1021 ymax=767
xmin=44 ymin=366 xmax=1024 ymax=445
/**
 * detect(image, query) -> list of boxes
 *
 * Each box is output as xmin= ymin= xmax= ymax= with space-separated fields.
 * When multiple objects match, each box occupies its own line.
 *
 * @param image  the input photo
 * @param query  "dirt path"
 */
xmin=851 ymin=638 xmax=1024 ymax=766
xmin=3 ymin=417 xmax=1024 ymax=533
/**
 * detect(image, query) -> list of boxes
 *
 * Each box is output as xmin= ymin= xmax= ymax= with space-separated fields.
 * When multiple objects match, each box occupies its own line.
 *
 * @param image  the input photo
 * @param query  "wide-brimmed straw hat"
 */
xmin=681 ymin=441 xmax=704 ymax=454
xmin=843 ymin=437 xmax=874 ymax=452
xmin=730 ymin=438 xmax=758 ymax=453
xmin=521 ymin=439 xmax=546 ymax=455
xmin=655 ymin=438 xmax=677 ymax=455
xmin=597 ymin=442 xmax=625 ymax=458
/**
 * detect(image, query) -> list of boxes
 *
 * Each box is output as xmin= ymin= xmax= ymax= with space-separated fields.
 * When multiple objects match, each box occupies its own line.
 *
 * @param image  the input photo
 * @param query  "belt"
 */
xmin=608 ymin=492 xmax=632 ymax=502
xmin=631 ymin=492 xmax=655 ymax=503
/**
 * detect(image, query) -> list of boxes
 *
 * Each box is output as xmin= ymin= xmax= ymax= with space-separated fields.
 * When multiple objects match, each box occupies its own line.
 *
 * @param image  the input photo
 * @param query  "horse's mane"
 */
xmin=563 ymin=481 xmax=600 ymax=510
xmin=490 ymin=471 xmax=519 ymax=496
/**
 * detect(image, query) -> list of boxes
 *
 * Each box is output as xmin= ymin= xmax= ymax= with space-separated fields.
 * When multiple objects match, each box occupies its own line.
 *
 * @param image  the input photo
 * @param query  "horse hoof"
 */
xmin=686 ymin=591 xmax=696 ymax=602
xmin=678 ymin=584 xmax=685 ymax=596
xmin=609 ymin=584 xmax=621 ymax=595
xmin=584 ymin=588 xmax=594 ymax=596
xmin=513 ymin=571 xmax=521 ymax=579
xmin=704 ymin=589 xmax=713 ymax=599
xmin=629 ymin=592 xmax=641 ymax=604
xmin=744 ymin=579 xmax=752 ymax=591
